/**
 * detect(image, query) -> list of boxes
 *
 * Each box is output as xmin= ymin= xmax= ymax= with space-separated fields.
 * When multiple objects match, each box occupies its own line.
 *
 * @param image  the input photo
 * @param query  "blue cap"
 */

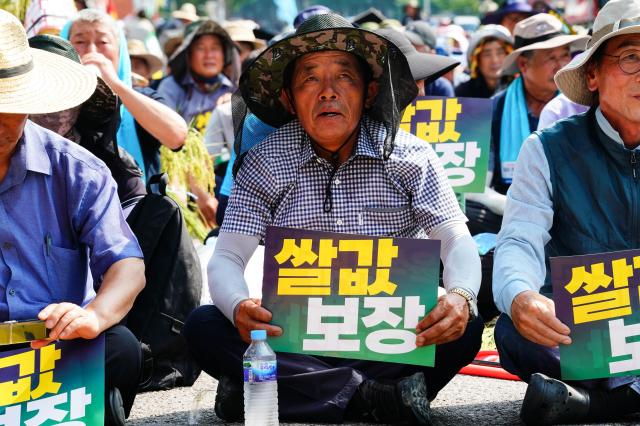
xmin=251 ymin=329 xmax=267 ymax=340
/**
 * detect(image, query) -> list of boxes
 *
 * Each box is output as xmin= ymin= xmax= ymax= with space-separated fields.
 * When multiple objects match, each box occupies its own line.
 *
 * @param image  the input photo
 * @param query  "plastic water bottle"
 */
xmin=243 ymin=330 xmax=279 ymax=426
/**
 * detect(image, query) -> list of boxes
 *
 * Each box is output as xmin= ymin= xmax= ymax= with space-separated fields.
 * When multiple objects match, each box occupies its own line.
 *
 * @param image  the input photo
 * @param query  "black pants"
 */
xmin=106 ymin=325 xmax=141 ymax=417
xmin=184 ymin=305 xmax=483 ymax=423
xmin=465 ymin=199 xmax=503 ymax=236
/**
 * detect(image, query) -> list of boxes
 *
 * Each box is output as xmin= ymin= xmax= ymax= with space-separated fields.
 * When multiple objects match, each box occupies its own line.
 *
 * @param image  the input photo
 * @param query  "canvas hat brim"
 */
xmin=129 ymin=51 xmax=163 ymax=74
xmin=500 ymin=34 xmax=589 ymax=76
xmin=404 ymin=50 xmax=460 ymax=83
xmin=556 ymin=24 xmax=640 ymax=106
xmin=0 ymin=48 xmax=96 ymax=114
xmin=171 ymin=10 xmax=199 ymax=22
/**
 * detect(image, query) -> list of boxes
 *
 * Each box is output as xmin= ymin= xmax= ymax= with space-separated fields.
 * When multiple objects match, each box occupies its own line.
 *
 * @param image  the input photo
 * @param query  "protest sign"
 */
xmin=0 ymin=336 xmax=104 ymax=425
xmin=400 ymin=96 xmax=492 ymax=193
xmin=262 ymin=226 xmax=440 ymax=366
xmin=551 ymin=249 xmax=640 ymax=380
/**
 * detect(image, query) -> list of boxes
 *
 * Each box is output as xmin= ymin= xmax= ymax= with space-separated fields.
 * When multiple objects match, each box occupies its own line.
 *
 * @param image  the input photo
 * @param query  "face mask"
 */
xmin=30 ymin=106 xmax=81 ymax=142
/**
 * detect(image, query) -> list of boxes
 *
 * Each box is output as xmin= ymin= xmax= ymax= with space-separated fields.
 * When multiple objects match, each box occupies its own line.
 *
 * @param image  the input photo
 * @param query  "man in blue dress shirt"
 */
xmin=0 ymin=10 xmax=145 ymax=426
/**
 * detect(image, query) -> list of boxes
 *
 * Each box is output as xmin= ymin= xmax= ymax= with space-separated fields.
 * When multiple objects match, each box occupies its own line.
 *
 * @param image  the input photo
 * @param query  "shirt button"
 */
xmin=316 ymin=158 xmax=322 ymax=164
xmin=8 ymin=288 xmax=15 ymax=296
xmin=3 ymin=242 xmax=11 ymax=250
xmin=336 ymin=219 xmax=343 ymax=226
xmin=334 ymin=178 xmax=341 ymax=185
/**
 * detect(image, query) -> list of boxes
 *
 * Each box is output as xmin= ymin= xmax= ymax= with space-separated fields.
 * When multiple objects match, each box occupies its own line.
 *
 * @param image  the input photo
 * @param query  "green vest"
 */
xmin=538 ymin=108 xmax=640 ymax=292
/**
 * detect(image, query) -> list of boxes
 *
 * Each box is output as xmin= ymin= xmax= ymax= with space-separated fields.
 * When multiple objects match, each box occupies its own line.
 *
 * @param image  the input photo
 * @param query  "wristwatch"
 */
xmin=447 ymin=287 xmax=478 ymax=322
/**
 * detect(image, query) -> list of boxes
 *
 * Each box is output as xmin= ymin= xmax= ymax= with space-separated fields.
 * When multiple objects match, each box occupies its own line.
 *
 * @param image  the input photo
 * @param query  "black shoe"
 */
xmin=347 ymin=372 xmax=431 ymax=424
xmin=214 ymin=375 xmax=244 ymax=422
xmin=105 ymin=387 xmax=126 ymax=426
xmin=520 ymin=373 xmax=590 ymax=425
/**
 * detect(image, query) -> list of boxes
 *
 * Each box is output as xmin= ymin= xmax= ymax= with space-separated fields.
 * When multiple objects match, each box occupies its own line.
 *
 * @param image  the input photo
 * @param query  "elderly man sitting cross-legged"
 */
xmin=183 ymin=13 xmax=484 ymax=425
xmin=0 ymin=10 xmax=145 ymax=426
xmin=493 ymin=0 xmax=640 ymax=424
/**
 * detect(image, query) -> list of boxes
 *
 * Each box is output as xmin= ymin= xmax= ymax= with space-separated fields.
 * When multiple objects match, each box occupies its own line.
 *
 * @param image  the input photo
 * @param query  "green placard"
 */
xmin=0 ymin=336 xmax=105 ymax=425
xmin=400 ymin=96 xmax=493 ymax=193
xmin=262 ymin=226 xmax=440 ymax=367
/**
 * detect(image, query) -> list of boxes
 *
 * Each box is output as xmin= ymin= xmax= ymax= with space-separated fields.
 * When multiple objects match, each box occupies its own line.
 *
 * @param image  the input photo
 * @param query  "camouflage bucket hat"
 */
xmin=240 ymin=13 xmax=417 ymax=128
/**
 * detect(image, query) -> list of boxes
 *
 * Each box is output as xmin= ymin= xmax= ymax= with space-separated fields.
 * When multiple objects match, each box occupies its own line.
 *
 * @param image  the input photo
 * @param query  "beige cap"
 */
xmin=127 ymin=39 xmax=163 ymax=75
xmin=223 ymin=20 xmax=266 ymax=50
xmin=500 ymin=13 xmax=588 ymax=75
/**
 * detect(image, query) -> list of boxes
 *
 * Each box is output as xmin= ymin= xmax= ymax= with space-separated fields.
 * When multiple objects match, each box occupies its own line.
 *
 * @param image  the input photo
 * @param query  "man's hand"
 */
xmin=31 ymin=303 xmax=102 ymax=349
xmin=234 ymin=299 xmax=282 ymax=343
xmin=415 ymin=293 xmax=469 ymax=346
xmin=511 ymin=290 xmax=571 ymax=347
xmin=80 ymin=52 xmax=120 ymax=89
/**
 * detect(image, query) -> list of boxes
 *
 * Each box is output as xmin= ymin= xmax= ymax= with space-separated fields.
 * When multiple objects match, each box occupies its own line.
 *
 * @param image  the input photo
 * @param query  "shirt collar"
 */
xmin=23 ymin=122 xmax=52 ymax=176
xmin=299 ymin=117 xmax=383 ymax=165
xmin=595 ymin=106 xmax=640 ymax=150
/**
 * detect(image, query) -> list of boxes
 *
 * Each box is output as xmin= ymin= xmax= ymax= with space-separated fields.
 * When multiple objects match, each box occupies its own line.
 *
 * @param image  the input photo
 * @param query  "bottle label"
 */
xmin=243 ymin=360 xmax=277 ymax=383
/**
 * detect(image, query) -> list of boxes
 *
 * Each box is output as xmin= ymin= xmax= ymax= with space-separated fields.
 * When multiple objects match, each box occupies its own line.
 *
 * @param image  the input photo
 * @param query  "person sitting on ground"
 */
xmin=128 ymin=38 xmax=164 ymax=88
xmin=183 ymin=13 xmax=483 ymax=424
xmin=63 ymin=8 xmax=187 ymax=180
xmin=28 ymin=35 xmax=147 ymax=213
xmin=493 ymin=0 xmax=640 ymax=424
xmin=0 ymin=10 xmax=145 ymax=426
xmin=455 ymin=24 xmax=514 ymax=98
xmin=465 ymin=13 xmax=587 ymax=235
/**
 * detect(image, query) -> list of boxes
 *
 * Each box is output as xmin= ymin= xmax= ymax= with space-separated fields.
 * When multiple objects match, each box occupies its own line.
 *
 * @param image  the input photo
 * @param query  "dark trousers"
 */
xmin=494 ymin=314 xmax=636 ymax=391
xmin=184 ymin=305 xmax=483 ymax=423
xmin=105 ymin=325 xmax=142 ymax=417
xmin=465 ymin=200 xmax=503 ymax=236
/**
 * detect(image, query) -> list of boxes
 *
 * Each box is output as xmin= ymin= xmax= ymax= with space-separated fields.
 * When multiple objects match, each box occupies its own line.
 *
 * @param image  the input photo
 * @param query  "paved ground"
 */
xmin=127 ymin=373 xmax=527 ymax=425
xmin=128 ymin=372 xmax=640 ymax=425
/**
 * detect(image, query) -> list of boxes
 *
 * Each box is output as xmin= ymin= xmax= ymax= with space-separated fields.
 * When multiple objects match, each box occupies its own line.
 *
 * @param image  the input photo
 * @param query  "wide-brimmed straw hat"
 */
xmin=467 ymin=24 xmax=513 ymax=63
xmin=240 ymin=13 xmax=416 ymax=129
xmin=500 ymin=13 xmax=588 ymax=76
xmin=375 ymin=28 xmax=460 ymax=83
xmin=127 ymin=39 xmax=163 ymax=75
xmin=171 ymin=2 xmax=199 ymax=23
xmin=0 ymin=9 xmax=96 ymax=114
xmin=555 ymin=0 xmax=640 ymax=106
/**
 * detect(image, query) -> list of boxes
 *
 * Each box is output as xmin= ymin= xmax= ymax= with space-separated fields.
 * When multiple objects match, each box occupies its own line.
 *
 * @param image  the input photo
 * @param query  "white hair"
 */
xmin=71 ymin=8 xmax=119 ymax=40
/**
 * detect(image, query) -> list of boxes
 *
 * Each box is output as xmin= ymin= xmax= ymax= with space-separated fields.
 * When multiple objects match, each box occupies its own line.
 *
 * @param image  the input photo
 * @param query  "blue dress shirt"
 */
xmin=0 ymin=121 xmax=143 ymax=321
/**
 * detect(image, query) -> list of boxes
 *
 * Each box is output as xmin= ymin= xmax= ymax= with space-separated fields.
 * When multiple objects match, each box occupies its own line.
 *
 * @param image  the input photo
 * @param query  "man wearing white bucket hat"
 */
xmin=466 ymin=13 xmax=587 ymax=235
xmin=493 ymin=0 xmax=640 ymax=424
xmin=0 ymin=10 xmax=145 ymax=426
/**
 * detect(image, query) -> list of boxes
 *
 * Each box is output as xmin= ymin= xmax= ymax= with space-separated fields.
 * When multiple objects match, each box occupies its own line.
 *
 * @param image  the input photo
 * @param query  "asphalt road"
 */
xmin=128 ymin=373 xmax=526 ymax=425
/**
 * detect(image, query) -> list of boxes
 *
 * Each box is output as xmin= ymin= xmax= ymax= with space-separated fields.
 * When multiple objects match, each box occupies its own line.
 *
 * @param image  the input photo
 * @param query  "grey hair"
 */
xmin=70 ymin=8 xmax=119 ymax=39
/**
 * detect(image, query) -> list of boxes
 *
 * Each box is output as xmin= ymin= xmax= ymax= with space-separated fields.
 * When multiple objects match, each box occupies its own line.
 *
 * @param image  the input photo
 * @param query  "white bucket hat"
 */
xmin=500 ymin=13 xmax=588 ymax=76
xmin=555 ymin=0 xmax=640 ymax=106
xmin=0 ymin=9 xmax=96 ymax=114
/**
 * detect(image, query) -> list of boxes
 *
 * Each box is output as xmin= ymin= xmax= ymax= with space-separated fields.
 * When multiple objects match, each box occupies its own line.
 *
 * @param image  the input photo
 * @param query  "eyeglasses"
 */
xmin=603 ymin=50 xmax=640 ymax=75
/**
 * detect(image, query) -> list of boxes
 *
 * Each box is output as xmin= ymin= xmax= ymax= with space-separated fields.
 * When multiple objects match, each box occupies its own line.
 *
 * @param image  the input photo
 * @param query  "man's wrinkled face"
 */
xmin=189 ymin=34 xmax=224 ymax=78
xmin=283 ymin=51 xmax=378 ymax=148
xmin=0 ymin=114 xmax=28 ymax=147
xmin=587 ymin=34 xmax=640 ymax=128
xmin=70 ymin=21 xmax=119 ymax=70
xmin=519 ymin=45 xmax=571 ymax=94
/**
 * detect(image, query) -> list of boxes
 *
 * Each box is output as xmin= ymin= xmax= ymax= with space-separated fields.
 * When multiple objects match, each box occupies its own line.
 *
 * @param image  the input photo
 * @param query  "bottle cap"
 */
xmin=250 ymin=329 xmax=267 ymax=340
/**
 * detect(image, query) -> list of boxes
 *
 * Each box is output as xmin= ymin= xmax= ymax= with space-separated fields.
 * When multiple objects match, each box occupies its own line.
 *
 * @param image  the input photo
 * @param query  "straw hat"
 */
xmin=171 ymin=3 xmax=199 ymax=23
xmin=127 ymin=39 xmax=163 ymax=75
xmin=500 ymin=13 xmax=588 ymax=75
xmin=223 ymin=20 xmax=266 ymax=50
xmin=0 ymin=9 xmax=96 ymax=114
xmin=555 ymin=0 xmax=640 ymax=106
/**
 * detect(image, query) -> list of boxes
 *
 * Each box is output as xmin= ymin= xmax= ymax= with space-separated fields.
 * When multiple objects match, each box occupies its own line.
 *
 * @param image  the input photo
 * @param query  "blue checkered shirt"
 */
xmin=222 ymin=116 xmax=465 ymax=239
